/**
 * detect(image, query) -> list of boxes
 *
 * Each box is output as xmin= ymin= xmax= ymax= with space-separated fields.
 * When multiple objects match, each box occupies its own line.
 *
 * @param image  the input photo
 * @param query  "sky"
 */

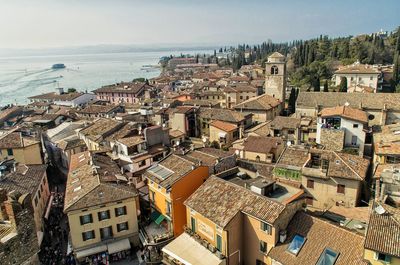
xmin=0 ymin=0 xmax=399 ymax=50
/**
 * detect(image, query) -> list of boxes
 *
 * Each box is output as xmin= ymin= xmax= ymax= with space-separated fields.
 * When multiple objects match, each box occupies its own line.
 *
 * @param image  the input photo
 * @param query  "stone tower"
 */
xmin=265 ymin=52 xmax=286 ymax=102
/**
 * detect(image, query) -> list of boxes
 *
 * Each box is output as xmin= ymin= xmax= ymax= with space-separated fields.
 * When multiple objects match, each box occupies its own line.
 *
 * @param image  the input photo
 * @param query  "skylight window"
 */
xmin=316 ymin=248 xmax=339 ymax=265
xmin=287 ymin=234 xmax=306 ymax=255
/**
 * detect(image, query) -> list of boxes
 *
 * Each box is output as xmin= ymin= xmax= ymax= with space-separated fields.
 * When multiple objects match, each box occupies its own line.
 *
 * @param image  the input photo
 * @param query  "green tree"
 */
xmin=67 ymin=88 xmax=77 ymax=93
xmin=339 ymin=77 xmax=348 ymax=92
xmin=288 ymin=87 xmax=297 ymax=113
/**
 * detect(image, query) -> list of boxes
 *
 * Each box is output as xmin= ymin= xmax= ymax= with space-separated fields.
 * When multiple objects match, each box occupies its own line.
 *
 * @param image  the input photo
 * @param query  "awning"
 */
xmin=107 ymin=238 xmax=131 ymax=254
xmin=44 ymin=195 xmax=54 ymax=219
xmin=155 ymin=214 xmax=166 ymax=225
xmin=75 ymin=244 xmax=107 ymax=259
xmin=162 ymin=233 xmax=225 ymax=265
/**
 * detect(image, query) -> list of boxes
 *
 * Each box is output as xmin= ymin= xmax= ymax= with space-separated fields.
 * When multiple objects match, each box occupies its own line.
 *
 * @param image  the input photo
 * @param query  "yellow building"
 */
xmin=0 ymin=131 xmax=43 ymax=164
xmin=143 ymin=154 xmax=209 ymax=238
xmin=364 ymin=202 xmax=400 ymax=265
xmin=64 ymin=152 xmax=139 ymax=262
xmin=373 ymin=123 xmax=400 ymax=168
xmin=209 ymin=120 xmax=239 ymax=148
xmin=162 ymin=176 xmax=303 ymax=265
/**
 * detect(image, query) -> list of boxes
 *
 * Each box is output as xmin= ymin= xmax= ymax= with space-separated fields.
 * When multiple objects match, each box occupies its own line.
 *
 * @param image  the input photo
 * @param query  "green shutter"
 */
xmin=216 ymin=234 xmax=222 ymax=251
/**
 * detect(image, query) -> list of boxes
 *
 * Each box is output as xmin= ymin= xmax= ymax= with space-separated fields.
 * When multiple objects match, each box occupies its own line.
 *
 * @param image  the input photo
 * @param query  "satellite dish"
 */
xmin=202 ymin=137 xmax=207 ymax=143
xmin=287 ymin=141 xmax=292 ymax=147
xmin=344 ymin=102 xmax=350 ymax=107
xmin=235 ymin=150 xmax=240 ymax=155
xmin=176 ymin=140 xmax=180 ymax=146
xmin=374 ymin=205 xmax=386 ymax=215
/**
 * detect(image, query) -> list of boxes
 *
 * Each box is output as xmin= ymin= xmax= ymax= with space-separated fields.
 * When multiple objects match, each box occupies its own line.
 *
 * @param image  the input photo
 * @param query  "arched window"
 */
xmin=271 ymin=65 xmax=278 ymax=75
xmin=256 ymin=155 xmax=260 ymax=162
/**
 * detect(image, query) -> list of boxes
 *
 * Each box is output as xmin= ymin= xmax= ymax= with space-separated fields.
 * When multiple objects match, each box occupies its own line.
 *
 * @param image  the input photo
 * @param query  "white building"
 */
xmin=316 ymin=105 xmax=369 ymax=154
xmin=333 ymin=62 xmax=381 ymax=92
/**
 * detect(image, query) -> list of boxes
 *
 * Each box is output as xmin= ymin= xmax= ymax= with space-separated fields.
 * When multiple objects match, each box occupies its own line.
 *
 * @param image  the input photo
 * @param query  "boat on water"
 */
xmin=52 ymin=63 xmax=66 ymax=69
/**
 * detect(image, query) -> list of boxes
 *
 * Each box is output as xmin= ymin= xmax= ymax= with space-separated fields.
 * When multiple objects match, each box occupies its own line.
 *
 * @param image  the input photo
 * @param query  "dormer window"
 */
xmin=316 ymin=248 xmax=339 ymax=265
xmin=287 ymin=234 xmax=306 ymax=255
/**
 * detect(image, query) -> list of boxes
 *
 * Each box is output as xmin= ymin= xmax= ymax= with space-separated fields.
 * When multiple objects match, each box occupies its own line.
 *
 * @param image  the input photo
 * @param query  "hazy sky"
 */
xmin=0 ymin=0 xmax=399 ymax=49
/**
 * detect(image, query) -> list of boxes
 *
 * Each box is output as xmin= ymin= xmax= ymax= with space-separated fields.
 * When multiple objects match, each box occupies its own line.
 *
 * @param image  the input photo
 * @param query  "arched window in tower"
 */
xmin=271 ymin=65 xmax=278 ymax=75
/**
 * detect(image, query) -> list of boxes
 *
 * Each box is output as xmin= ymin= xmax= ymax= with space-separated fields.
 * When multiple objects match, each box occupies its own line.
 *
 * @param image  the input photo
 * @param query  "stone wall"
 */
xmin=320 ymin=128 xmax=344 ymax=151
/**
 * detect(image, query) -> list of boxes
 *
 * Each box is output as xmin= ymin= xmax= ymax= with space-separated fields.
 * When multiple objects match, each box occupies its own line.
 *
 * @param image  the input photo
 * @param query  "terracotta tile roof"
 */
xmin=223 ymin=84 xmax=255 ymax=93
xmin=117 ymin=136 xmax=145 ymax=147
xmin=64 ymin=151 xmax=137 ymax=212
xmin=185 ymin=176 xmax=285 ymax=228
xmin=93 ymin=82 xmax=153 ymax=94
xmin=297 ymin=92 xmax=400 ymax=111
xmin=199 ymin=108 xmax=249 ymax=124
xmin=79 ymin=119 xmax=123 ymax=141
xmin=234 ymin=94 xmax=281 ymax=110
xmin=303 ymin=149 xmax=370 ymax=181
xmin=319 ymin=106 xmax=369 ymax=123
xmin=268 ymin=211 xmax=367 ymax=265
xmin=365 ymin=202 xmax=400 ymax=257
xmin=335 ymin=63 xmax=380 ymax=74
xmin=269 ymin=116 xmax=301 ymax=130
xmin=242 ymin=136 xmax=283 ymax=154
xmin=77 ymin=104 xmax=120 ymax=114
xmin=143 ymin=154 xmax=198 ymax=189
xmin=28 ymin=92 xmax=83 ymax=101
xmin=0 ymin=164 xmax=47 ymax=196
xmin=210 ymin=120 xmax=237 ymax=132
xmin=0 ymin=132 xmax=39 ymax=149
xmin=276 ymin=146 xmax=310 ymax=170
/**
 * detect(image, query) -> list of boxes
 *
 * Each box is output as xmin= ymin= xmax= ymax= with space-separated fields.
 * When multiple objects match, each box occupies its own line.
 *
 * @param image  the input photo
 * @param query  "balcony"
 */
xmin=162 ymin=228 xmax=226 ymax=265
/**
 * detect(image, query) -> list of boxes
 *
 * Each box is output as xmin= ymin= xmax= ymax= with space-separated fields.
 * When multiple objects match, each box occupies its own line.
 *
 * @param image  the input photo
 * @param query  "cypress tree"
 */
xmin=323 ymin=80 xmax=329 ymax=92
xmin=339 ymin=77 xmax=348 ymax=92
xmin=313 ymin=76 xmax=320 ymax=92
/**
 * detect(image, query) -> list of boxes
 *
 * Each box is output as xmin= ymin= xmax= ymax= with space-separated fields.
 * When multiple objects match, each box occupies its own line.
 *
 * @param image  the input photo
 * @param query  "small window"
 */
xmin=82 ymin=230 xmax=95 ymax=241
xmin=259 ymin=240 xmax=267 ymax=253
xmin=100 ymin=226 xmax=113 ymax=240
xmin=337 ymin=184 xmax=345 ymax=194
xmin=216 ymin=234 xmax=222 ymax=251
xmin=117 ymin=222 xmax=129 ymax=232
xmin=375 ymin=252 xmax=391 ymax=263
xmin=316 ymin=248 xmax=339 ymax=265
xmin=260 ymin=222 xmax=272 ymax=235
xmin=115 ymin=206 xmax=127 ymax=217
xmin=307 ymin=180 xmax=314 ymax=189
xmin=271 ymin=65 xmax=278 ymax=75
xmin=7 ymin=149 xmax=13 ymax=156
xmin=191 ymin=217 xmax=196 ymax=233
xmin=353 ymin=124 xmax=358 ymax=128
xmin=80 ymin=214 xmax=93 ymax=225
xmin=370 ymin=76 xmax=373 ymax=81
xmin=98 ymin=210 xmax=110 ymax=221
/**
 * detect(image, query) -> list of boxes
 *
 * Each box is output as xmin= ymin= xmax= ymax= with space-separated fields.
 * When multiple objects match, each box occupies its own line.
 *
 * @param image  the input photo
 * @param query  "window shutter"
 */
xmin=385 ymin=255 xmax=391 ymax=263
xmin=98 ymin=212 xmax=101 ymax=221
xmin=123 ymin=206 xmax=127 ymax=214
xmin=89 ymin=214 xmax=93 ymax=223
xmin=115 ymin=208 xmax=118 ymax=216
xmin=80 ymin=216 xmax=83 ymax=225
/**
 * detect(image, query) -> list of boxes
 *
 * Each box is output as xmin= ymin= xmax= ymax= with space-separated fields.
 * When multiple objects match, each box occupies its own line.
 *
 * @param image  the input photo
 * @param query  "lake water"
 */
xmin=0 ymin=49 xmax=211 ymax=106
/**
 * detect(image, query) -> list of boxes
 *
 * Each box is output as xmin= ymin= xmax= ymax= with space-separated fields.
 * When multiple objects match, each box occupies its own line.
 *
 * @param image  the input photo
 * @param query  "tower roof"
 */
xmin=269 ymin=52 xmax=285 ymax=58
